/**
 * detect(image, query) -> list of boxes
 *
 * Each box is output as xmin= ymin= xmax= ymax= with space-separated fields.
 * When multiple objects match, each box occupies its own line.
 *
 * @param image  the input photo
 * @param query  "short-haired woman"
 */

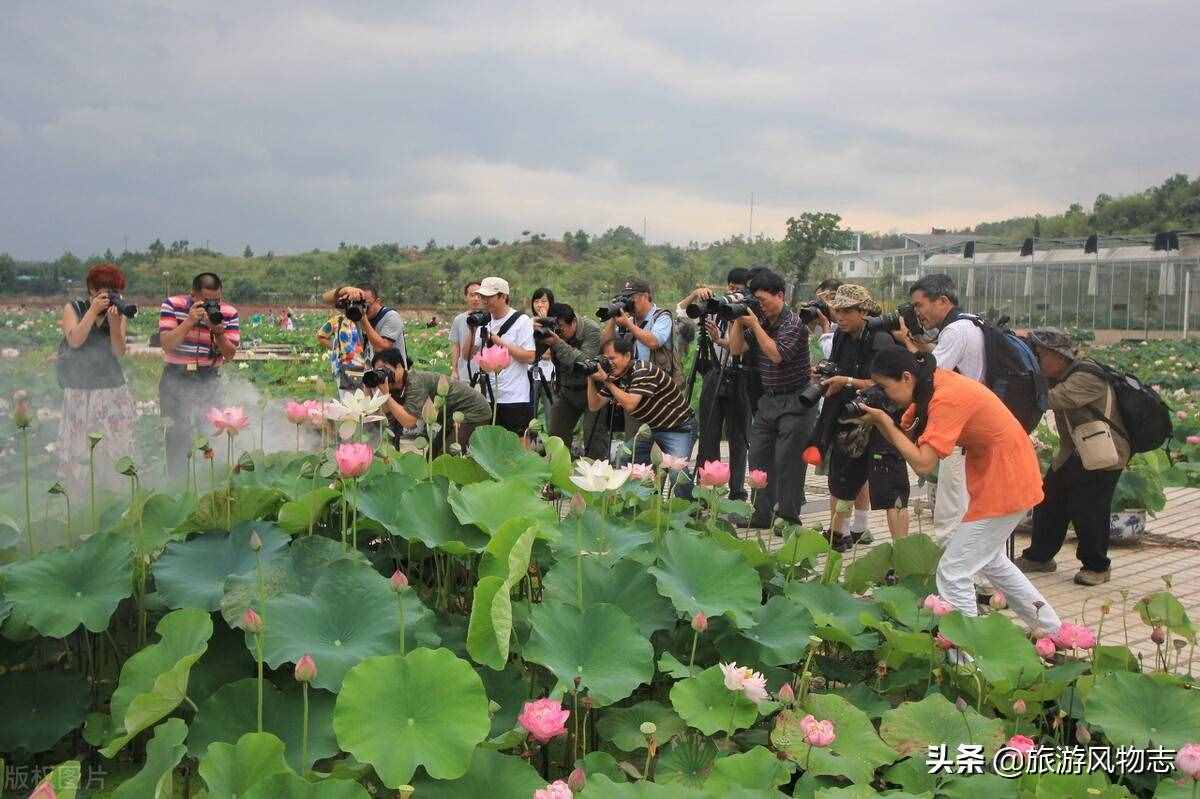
xmin=530 ymin=287 xmax=556 ymax=384
xmin=57 ymin=262 xmax=137 ymax=495
xmin=857 ymin=347 xmax=1062 ymax=639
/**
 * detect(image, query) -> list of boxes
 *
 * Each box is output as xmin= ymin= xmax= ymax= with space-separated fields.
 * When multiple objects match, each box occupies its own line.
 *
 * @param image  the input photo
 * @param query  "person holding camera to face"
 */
xmin=449 ymin=280 xmax=483 ymax=382
xmin=464 ymin=277 xmax=536 ymax=435
xmin=366 ymin=348 xmax=493 ymax=454
xmin=534 ymin=302 xmax=609 ymax=459
xmin=158 ymin=272 xmax=240 ymax=480
xmin=56 ymin=262 xmax=137 ymax=495
xmin=676 ymin=268 xmax=752 ymax=501
xmin=809 ymin=284 xmax=910 ymax=551
xmin=327 ymin=285 xmax=408 ymax=368
xmin=729 ymin=269 xmax=816 ymax=529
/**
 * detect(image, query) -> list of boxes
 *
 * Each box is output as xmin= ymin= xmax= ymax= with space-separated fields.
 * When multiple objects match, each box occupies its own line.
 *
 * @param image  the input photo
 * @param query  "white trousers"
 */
xmin=937 ymin=509 xmax=1062 ymax=635
xmin=932 ymin=448 xmax=968 ymax=543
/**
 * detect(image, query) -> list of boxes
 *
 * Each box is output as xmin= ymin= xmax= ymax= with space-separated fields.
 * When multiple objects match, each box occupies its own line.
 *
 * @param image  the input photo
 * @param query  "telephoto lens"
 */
xmin=799 ymin=360 xmax=842 ymax=407
xmin=838 ymin=385 xmax=891 ymax=422
xmin=465 ymin=310 xmax=491 ymax=327
xmin=361 ymin=368 xmax=390 ymax=389
xmin=106 ymin=292 xmax=138 ymax=318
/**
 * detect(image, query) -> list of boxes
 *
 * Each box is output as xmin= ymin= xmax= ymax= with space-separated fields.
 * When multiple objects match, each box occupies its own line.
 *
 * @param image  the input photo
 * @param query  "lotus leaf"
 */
xmin=29 ymin=761 xmax=82 ymax=799
xmin=552 ymin=508 xmax=653 ymax=564
xmin=871 ymin=583 xmax=936 ymax=631
xmin=890 ymin=534 xmax=942 ymax=578
xmin=411 ymin=749 xmax=545 ymax=798
xmin=737 ymin=595 xmax=817 ymax=667
xmin=543 ymin=555 xmax=675 ymax=637
xmin=648 ymin=533 xmax=762 ymax=624
xmin=669 ymin=664 xmax=760 ymax=735
xmin=654 ymin=735 xmax=719 ymax=788
xmin=879 ymin=693 xmax=1005 ymax=759
xmin=256 ymin=558 xmax=437 ymax=691
xmin=358 ymin=476 xmax=488 ymax=554
xmin=466 ymin=425 xmax=551 ymax=482
xmin=153 ymin=522 xmax=289 ymax=611
xmin=1084 ymin=671 xmax=1200 ymax=748
xmin=431 ymin=453 xmax=490 ymax=485
xmin=936 ymin=611 xmax=1043 ymax=690
xmin=706 ymin=746 xmax=796 ymax=793
xmin=785 ymin=581 xmax=882 ymax=637
xmin=596 ymin=700 xmax=687 ymax=753
xmin=112 ymin=718 xmax=188 ymax=799
xmin=523 ymin=601 xmax=654 ymax=706
xmin=4 ymin=530 xmax=133 ymax=637
xmin=476 ymin=661 xmax=531 ymax=737
xmin=277 ymin=487 xmax=341 ymax=534
xmin=0 ymin=671 xmax=89 ymax=754
xmin=772 ymin=695 xmax=899 ymax=784
xmin=243 ymin=773 xmax=371 ymax=799
xmin=1135 ymin=591 xmax=1196 ymax=642
xmin=844 ymin=542 xmax=894 ymax=593
xmin=333 ymin=649 xmax=491 ymax=787
xmin=449 ymin=477 xmax=557 ymax=535
xmin=102 ymin=608 xmax=213 ymax=756
xmin=198 ymin=731 xmax=293 ymax=798
xmin=775 ymin=530 xmax=833 ymax=568
xmin=187 ymin=486 xmax=284 ymax=532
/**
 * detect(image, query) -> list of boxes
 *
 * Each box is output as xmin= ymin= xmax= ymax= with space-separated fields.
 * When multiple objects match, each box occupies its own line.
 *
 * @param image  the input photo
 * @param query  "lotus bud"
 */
xmin=1012 ymin=699 xmax=1027 ymax=715
xmin=397 ymin=787 xmax=414 ymax=799
xmin=88 ymin=432 xmax=104 ymax=450
xmin=11 ymin=398 xmax=32 ymax=429
xmin=778 ymin=682 xmax=796 ymax=704
xmin=691 ymin=612 xmax=708 ymax=633
xmin=1075 ymin=723 xmax=1091 ymax=745
xmin=569 ymin=493 xmax=586 ymax=515
xmin=1151 ymin=626 xmax=1166 ymax=645
xmin=237 ymin=451 xmax=255 ymax=472
xmin=436 ymin=376 xmax=450 ymax=397
xmin=203 ymin=447 xmax=215 ymax=460
xmin=48 ymin=481 xmax=66 ymax=495
xmin=452 ymin=410 xmax=465 ymax=424
xmin=294 ymin=654 xmax=317 ymax=683
xmin=242 ymin=608 xmax=265 ymax=634
xmin=193 ymin=434 xmax=209 ymax=450
xmin=390 ymin=569 xmax=410 ymax=592
xmin=527 ymin=417 xmax=543 ymax=434
xmin=650 ymin=444 xmax=664 ymax=467
xmin=808 ymin=635 xmax=823 ymax=648
xmin=637 ymin=423 xmax=652 ymax=440
xmin=567 ymin=766 xmax=586 ymax=792
xmin=488 ymin=700 xmax=501 ymax=716
xmin=639 ymin=721 xmax=657 ymax=737
xmin=249 ymin=531 xmax=263 ymax=552
xmin=413 ymin=436 xmax=429 ymax=452
xmin=989 ymin=591 xmax=1007 ymax=611
xmin=954 ymin=697 xmax=968 ymax=713
xmin=421 ymin=398 xmax=439 ymax=424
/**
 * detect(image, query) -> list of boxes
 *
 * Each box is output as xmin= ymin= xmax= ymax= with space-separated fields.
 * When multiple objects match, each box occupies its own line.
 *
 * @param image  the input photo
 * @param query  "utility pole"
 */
xmin=642 ymin=217 xmax=647 ymax=243
xmin=749 ymin=192 xmax=754 ymax=240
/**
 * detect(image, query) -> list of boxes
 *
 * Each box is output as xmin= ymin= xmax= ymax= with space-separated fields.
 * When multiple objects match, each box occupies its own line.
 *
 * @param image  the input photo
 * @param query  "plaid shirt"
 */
xmin=746 ymin=306 xmax=810 ymax=390
xmin=159 ymin=294 xmax=240 ymax=367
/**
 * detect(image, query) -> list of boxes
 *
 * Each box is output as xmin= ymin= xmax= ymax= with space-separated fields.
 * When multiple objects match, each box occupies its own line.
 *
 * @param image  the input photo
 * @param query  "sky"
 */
xmin=2 ymin=1 xmax=1198 ymax=260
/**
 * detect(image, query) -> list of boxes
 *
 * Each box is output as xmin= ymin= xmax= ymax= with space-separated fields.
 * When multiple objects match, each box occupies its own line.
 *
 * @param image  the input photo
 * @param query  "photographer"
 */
xmin=316 ymin=288 xmax=366 ymax=391
xmin=367 ymin=348 xmax=492 ymax=454
xmin=899 ymin=273 xmax=984 ymax=543
xmin=587 ymin=337 xmax=695 ymax=491
xmin=729 ymin=268 xmax=816 ymax=528
xmin=471 ymin=276 xmax=536 ymax=434
xmin=56 ymin=262 xmax=136 ymax=495
xmin=158 ymin=272 xmax=240 ymax=480
xmin=812 ymin=279 xmax=842 ymax=359
xmin=810 ymin=284 xmax=910 ymax=551
xmin=537 ymin=302 xmax=609 ymax=459
xmin=676 ymin=268 xmax=751 ymax=501
xmin=449 ymin=280 xmax=483 ymax=382
xmin=334 ymin=285 xmax=408 ymax=365
xmin=856 ymin=348 xmax=1061 ymax=637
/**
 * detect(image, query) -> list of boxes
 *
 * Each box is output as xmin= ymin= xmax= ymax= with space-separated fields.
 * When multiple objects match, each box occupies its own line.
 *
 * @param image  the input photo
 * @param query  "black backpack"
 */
xmin=1070 ymin=361 xmax=1173 ymax=453
xmin=949 ymin=313 xmax=1049 ymax=433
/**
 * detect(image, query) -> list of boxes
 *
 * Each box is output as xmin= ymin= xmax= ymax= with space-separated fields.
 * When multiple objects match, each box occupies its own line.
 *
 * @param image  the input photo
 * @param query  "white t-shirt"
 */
xmin=486 ymin=310 xmax=535 ymax=405
xmin=931 ymin=317 xmax=985 ymax=382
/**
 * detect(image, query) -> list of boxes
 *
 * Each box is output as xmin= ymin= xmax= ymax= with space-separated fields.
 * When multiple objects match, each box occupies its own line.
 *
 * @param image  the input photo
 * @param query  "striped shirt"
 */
xmin=159 ymin=295 xmax=240 ymax=367
xmin=599 ymin=361 xmax=691 ymax=430
xmin=746 ymin=306 xmax=810 ymax=390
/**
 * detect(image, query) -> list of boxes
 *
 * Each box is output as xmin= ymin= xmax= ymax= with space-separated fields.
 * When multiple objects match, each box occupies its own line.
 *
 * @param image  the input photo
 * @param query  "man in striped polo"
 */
xmin=158 ymin=272 xmax=240 ymax=480
xmin=587 ymin=335 xmax=696 ymax=495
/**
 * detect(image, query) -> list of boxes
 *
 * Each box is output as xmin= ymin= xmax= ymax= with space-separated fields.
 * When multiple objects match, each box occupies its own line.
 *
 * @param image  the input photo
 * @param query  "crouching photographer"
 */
xmin=807 ymin=284 xmax=910 ymax=551
xmin=534 ymin=303 xmax=609 ymax=459
xmin=367 ymin=348 xmax=492 ymax=454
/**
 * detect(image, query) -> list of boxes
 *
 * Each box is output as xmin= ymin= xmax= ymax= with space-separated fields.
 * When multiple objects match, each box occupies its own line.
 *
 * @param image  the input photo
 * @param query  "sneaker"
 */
xmin=1073 ymin=569 xmax=1111 ymax=586
xmin=831 ymin=529 xmax=872 ymax=553
xmin=1013 ymin=555 xmax=1057 ymax=573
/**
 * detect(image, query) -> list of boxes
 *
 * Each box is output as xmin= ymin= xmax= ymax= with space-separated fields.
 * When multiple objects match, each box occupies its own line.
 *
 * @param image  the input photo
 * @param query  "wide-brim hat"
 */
xmin=829 ymin=283 xmax=878 ymax=312
xmin=1028 ymin=327 xmax=1078 ymax=361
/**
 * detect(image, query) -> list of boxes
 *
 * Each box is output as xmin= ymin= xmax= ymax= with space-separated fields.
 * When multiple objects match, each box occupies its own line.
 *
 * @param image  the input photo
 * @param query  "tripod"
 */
xmin=685 ymin=319 xmax=719 ymax=407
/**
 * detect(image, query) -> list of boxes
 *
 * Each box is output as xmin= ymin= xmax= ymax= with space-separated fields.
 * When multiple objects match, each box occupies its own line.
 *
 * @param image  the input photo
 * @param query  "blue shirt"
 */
xmin=636 ymin=305 xmax=673 ymax=362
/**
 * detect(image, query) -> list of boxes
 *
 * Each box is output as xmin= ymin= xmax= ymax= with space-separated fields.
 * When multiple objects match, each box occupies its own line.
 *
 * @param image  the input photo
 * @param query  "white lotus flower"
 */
xmin=324 ymin=388 xmax=388 ymax=439
xmin=569 ymin=458 xmax=630 ymax=493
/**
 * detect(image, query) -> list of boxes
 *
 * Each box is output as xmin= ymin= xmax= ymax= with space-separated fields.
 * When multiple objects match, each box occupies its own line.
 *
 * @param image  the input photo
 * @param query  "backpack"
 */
xmin=641 ymin=308 xmax=684 ymax=388
xmin=950 ymin=312 xmax=1049 ymax=433
xmin=1070 ymin=361 xmax=1173 ymax=453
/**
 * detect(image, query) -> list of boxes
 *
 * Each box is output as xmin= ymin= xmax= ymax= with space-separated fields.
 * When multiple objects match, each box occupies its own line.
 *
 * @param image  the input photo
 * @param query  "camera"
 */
xmin=799 ymin=359 xmax=843 ymax=407
xmin=838 ymin=385 xmax=892 ymax=422
xmin=533 ymin=316 xmax=561 ymax=341
xmin=866 ymin=303 xmax=924 ymax=336
xmin=465 ymin=310 xmax=491 ymax=328
xmin=336 ymin=295 xmax=369 ymax=323
xmin=102 ymin=291 xmax=137 ymax=318
xmin=686 ymin=292 xmax=761 ymax=322
xmin=201 ymin=299 xmax=224 ymax=325
xmin=798 ymin=299 xmax=832 ymax=325
xmin=595 ymin=294 xmax=635 ymax=321
xmin=573 ymin=356 xmax=612 ymax=377
xmin=361 ymin=367 xmax=391 ymax=390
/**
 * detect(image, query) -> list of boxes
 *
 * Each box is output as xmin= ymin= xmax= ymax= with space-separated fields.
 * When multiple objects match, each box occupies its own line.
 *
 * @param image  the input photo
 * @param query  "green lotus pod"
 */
xmin=48 ymin=481 xmax=66 ymax=495
xmin=452 ymin=410 xmax=465 ymax=424
xmin=114 ymin=455 xmax=138 ymax=477
xmin=88 ymin=431 xmax=105 ymax=449
xmin=237 ymin=451 xmax=256 ymax=472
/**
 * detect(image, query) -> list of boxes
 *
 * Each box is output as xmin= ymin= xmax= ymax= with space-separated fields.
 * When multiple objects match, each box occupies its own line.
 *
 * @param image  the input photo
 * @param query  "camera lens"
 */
xmin=798 ymin=381 xmax=825 ymax=408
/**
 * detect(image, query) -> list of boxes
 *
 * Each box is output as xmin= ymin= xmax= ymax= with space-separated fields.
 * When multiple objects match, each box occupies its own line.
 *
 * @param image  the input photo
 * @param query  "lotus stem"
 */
xmin=958 ymin=706 xmax=972 ymax=743
xmin=226 ymin=435 xmax=234 ymax=530
xmin=729 ymin=692 xmax=739 ymax=738
xmin=576 ymin=513 xmax=584 ymax=611
xmin=21 ymin=428 xmax=32 ymax=555
xmin=209 ymin=456 xmax=217 ymax=518
xmin=572 ymin=687 xmax=580 ymax=764
xmin=1121 ymin=593 xmax=1129 ymax=647
xmin=399 ymin=595 xmax=407 ymax=657
xmin=89 ymin=444 xmax=97 ymax=531
xmin=295 ymin=424 xmax=301 ymax=452
xmin=301 ymin=681 xmax=310 ymax=772
xmin=255 ymin=632 xmax=264 ymax=733
xmin=63 ymin=493 xmax=72 ymax=544
xmin=688 ymin=630 xmax=699 ymax=675
xmin=351 ymin=478 xmax=359 ymax=550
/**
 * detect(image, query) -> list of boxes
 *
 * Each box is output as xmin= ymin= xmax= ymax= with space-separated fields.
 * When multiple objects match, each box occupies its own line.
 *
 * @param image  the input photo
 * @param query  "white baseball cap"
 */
xmin=476 ymin=276 xmax=510 ymax=297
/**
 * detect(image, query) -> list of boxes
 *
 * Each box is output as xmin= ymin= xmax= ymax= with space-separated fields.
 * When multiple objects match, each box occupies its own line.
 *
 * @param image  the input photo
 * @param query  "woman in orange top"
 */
xmin=856 ymin=348 xmax=1061 ymax=635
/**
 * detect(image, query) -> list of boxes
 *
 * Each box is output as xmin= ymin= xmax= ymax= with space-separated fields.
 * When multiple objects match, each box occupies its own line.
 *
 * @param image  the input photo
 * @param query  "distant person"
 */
xmin=530 ymin=287 xmax=556 ymax=384
xmin=449 ymin=280 xmax=483 ymax=382
xmin=281 ymin=308 xmax=294 ymax=331
xmin=158 ymin=272 xmax=240 ymax=480
xmin=56 ymin=262 xmax=136 ymax=495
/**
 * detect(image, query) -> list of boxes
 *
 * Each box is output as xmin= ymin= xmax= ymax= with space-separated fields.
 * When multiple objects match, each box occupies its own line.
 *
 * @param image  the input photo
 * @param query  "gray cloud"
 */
xmin=1 ymin=0 xmax=1197 ymax=259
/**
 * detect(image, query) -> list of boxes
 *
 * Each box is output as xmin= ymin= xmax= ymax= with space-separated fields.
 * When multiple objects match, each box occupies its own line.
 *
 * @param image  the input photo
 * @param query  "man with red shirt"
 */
xmin=158 ymin=272 xmax=240 ymax=480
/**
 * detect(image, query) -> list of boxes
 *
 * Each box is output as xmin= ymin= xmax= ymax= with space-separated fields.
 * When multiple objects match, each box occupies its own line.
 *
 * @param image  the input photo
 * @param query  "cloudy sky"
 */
xmin=2 ymin=1 xmax=1197 ymax=259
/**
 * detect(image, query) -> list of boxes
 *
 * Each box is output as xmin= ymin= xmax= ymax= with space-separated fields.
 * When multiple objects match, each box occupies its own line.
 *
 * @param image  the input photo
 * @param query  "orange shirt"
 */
xmin=903 ymin=369 xmax=1043 ymax=522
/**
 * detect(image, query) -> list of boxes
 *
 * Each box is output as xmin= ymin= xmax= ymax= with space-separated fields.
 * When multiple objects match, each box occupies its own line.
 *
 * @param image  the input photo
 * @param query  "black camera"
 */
xmin=465 ymin=309 xmax=491 ymax=328
xmin=361 ymin=367 xmax=391 ymax=390
xmin=336 ymin=295 xmax=369 ymax=323
xmin=685 ymin=292 xmax=760 ymax=322
xmin=799 ymin=359 xmax=843 ymax=407
xmin=103 ymin=291 xmax=137 ymax=318
xmin=838 ymin=385 xmax=891 ymax=422
xmin=798 ymin=299 xmax=832 ymax=325
xmin=573 ymin=356 xmax=612 ymax=377
xmin=867 ymin=303 xmax=924 ymax=336
xmin=595 ymin=294 xmax=635 ymax=321
xmin=533 ymin=316 xmax=561 ymax=340
xmin=201 ymin=299 xmax=224 ymax=325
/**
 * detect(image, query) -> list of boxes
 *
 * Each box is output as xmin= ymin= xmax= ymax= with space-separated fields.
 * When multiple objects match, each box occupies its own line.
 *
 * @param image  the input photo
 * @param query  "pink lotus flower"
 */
xmin=285 ymin=401 xmax=311 ymax=424
xmin=1012 ymin=698 xmax=1027 ymax=715
xmin=533 ymin=781 xmax=573 ymax=799
xmin=658 ymin=454 xmax=690 ymax=472
xmin=28 ymin=780 xmax=58 ymax=799
xmin=474 ymin=345 xmax=511 ymax=373
xmin=335 ymin=442 xmax=374 ymax=478
xmin=720 ymin=661 xmax=752 ymax=691
xmin=989 ymin=591 xmax=1007 ymax=610
xmin=1179 ymin=410 xmax=1190 ymax=421
xmin=1176 ymin=743 xmax=1200 ymax=780
xmin=697 ymin=460 xmax=731 ymax=487
xmin=518 ymin=698 xmax=570 ymax=744
xmin=1152 ymin=626 xmax=1167 ymax=645
xmin=294 ymin=654 xmax=317 ymax=683
xmin=935 ymin=633 xmax=954 ymax=651
xmin=1007 ymin=734 xmax=1036 ymax=757
xmin=1187 ymin=435 xmax=1200 ymax=446
xmin=778 ymin=682 xmax=796 ymax=703
xmin=801 ymin=715 xmax=836 ymax=747
xmin=1035 ymin=637 xmax=1056 ymax=659
xmin=390 ymin=569 xmax=409 ymax=592
xmin=306 ymin=403 xmax=326 ymax=428
xmin=691 ymin=612 xmax=708 ymax=633
xmin=747 ymin=469 xmax=768 ymax=490
xmin=922 ymin=594 xmax=954 ymax=617
xmin=242 ymin=608 xmax=264 ymax=634
xmin=718 ymin=662 xmax=768 ymax=703
xmin=208 ymin=406 xmax=250 ymax=436
xmin=1052 ymin=622 xmax=1097 ymax=651
xmin=625 ymin=463 xmax=655 ymax=482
